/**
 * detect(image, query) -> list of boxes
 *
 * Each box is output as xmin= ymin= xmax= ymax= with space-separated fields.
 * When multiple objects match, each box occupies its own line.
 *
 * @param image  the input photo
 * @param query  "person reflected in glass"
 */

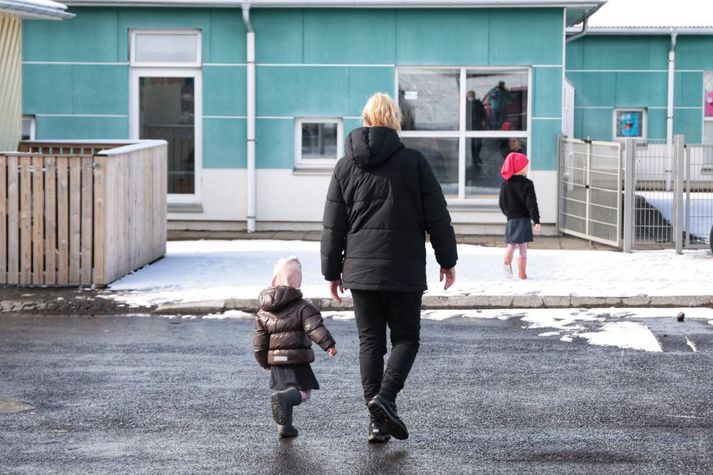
xmin=486 ymin=81 xmax=510 ymax=130
xmin=398 ymin=89 xmax=416 ymax=131
xmin=500 ymin=136 xmax=527 ymax=159
xmin=466 ymin=90 xmax=487 ymax=184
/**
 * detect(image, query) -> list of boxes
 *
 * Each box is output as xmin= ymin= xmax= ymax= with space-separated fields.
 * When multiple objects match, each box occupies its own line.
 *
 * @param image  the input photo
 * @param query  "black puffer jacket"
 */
xmin=499 ymin=175 xmax=540 ymax=224
xmin=253 ymin=286 xmax=335 ymax=369
xmin=321 ymin=126 xmax=458 ymax=292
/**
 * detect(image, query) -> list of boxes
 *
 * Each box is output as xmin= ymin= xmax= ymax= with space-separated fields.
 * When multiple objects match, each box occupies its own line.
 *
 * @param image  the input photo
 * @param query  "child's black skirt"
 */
xmin=270 ymin=364 xmax=320 ymax=391
xmin=505 ymin=217 xmax=533 ymax=243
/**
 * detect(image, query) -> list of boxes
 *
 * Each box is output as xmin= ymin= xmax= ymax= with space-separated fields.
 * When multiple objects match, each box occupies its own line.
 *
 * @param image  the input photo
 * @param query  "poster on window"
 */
xmin=615 ymin=110 xmax=644 ymax=138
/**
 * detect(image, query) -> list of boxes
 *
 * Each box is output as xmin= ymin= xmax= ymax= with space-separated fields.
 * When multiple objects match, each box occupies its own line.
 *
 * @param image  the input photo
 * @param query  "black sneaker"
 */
xmin=367 ymin=395 xmax=408 ymax=440
xmin=368 ymin=416 xmax=391 ymax=443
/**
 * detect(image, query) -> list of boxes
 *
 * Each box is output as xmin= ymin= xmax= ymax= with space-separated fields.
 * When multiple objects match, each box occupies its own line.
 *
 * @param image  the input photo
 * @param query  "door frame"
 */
xmin=129 ymin=67 xmax=203 ymax=204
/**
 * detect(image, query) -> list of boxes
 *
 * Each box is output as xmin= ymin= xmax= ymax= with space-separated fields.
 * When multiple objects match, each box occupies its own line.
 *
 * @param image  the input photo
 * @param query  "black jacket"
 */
xmin=253 ymin=286 xmax=336 ymax=369
xmin=320 ymin=127 xmax=457 ymax=292
xmin=499 ymin=175 xmax=540 ymax=224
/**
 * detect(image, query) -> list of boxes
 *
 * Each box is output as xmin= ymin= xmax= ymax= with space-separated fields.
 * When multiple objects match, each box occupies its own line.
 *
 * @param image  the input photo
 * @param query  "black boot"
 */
xmin=271 ymin=388 xmax=301 ymax=438
xmin=368 ymin=414 xmax=391 ymax=443
xmin=368 ymin=394 xmax=408 ymax=440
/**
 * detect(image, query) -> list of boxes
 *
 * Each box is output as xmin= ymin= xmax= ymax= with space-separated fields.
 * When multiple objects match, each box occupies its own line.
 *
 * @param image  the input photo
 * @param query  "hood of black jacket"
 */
xmin=345 ymin=126 xmax=404 ymax=169
xmin=259 ymin=286 xmax=302 ymax=313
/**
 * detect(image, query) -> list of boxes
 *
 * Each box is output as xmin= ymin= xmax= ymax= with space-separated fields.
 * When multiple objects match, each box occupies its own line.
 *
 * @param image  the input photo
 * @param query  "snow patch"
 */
xmin=578 ymin=322 xmax=662 ymax=352
xmin=538 ymin=331 xmax=561 ymax=337
xmin=202 ymin=310 xmax=253 ymax=320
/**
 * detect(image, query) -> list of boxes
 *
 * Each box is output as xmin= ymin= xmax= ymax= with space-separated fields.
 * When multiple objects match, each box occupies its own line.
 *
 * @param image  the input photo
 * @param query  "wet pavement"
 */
xmin=0 ymin=314 xmax=711 ymax=474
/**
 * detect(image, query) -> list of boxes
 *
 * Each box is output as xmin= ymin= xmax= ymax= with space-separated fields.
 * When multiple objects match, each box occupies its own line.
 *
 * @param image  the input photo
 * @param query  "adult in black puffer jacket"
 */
xmin=320 ymin=93 xmax=458 ymax=442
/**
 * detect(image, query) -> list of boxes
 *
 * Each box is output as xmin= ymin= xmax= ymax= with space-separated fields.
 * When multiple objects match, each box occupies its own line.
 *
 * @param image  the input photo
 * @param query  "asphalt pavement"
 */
xmin=1 ymin=314 xmax=712 ymax=474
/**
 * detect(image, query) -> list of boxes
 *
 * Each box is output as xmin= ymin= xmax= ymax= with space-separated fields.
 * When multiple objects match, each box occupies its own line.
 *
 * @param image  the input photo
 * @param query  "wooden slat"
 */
xmin=6 ymin=155 xmax=18 ymax=284
xmin=56 ymin=157 xmax=69 ymax=285
xmin=44 ymin=157 xmax=56 ymax=285
xmin=32 ymin=156 xmax=44 ymax=284
xmin=93 ymin=156 xmax=105 ymax=285
xmin=19 ymin=158 xmax=31 ymax=285
xmin=0 ymin=155 xmax=6 ymax=284
xmin=68 ymin=157 xmax=81 ymax=284
xmin=80 ymin=157 xmax=93 ymax=285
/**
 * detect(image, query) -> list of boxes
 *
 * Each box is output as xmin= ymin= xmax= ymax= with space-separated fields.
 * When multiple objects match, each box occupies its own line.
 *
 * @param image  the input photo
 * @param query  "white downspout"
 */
xmin=666 ymin=30 xmax=678 ymax=191
xmin=242 ymin=3 xmax=256 ymax=232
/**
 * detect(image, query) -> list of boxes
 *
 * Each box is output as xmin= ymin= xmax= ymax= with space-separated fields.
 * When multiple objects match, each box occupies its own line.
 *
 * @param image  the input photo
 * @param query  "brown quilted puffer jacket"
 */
xmin=253 ymin=286 xmax=336 ymax=369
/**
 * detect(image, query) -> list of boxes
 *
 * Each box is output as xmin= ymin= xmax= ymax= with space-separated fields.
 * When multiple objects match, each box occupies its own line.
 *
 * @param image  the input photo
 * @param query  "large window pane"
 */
xmin=398 ymin=69 xmax=460 ymax=131
xmin=139 ymin=77 xmax=195 ymax=194
xmin=402 ymin=137 xmax=459 ymax=198
xmin=466 ymin=71 xmax=528 ymax=131
xmin=466 ymin=137 xmax=528 ymax=196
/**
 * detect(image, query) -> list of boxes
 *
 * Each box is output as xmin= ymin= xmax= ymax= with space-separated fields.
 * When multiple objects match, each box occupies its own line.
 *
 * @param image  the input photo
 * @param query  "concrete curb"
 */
xmin=153 ymin=295 xmax=713 ymax=315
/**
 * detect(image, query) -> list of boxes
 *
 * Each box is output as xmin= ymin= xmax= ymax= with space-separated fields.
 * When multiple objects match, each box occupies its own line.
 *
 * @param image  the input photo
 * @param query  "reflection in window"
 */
xmin=398 ymin=67 xmax=530 ymax=199
xmin=402 ymin=137 xmax=459 ymax=198
xmin=22 ymin=116 xmax=35 ymax=141
xmin=302 ymin=123 xmax=338 ymax=160
xmin=398 ymin=69 xmax=460 ymax=131
xmin=466 ymin=137 xmax=528 ymax=196
xmin=466 ymin=71 xmax=528 ymax=131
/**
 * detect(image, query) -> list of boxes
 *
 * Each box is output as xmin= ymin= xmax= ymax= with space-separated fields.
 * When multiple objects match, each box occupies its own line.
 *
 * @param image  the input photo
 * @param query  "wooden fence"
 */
xmin=0 ymin=140 xmax=167 ymax=286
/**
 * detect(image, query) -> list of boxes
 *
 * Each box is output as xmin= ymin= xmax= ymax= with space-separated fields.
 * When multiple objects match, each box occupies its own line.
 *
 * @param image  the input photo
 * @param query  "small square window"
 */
xmin=295 ymin=118 xmax=343 ymax=169
xmin=22 ymin=116 xmax=35 ymax=141
xmin=613 ymin=108 xmax=647 ymax=140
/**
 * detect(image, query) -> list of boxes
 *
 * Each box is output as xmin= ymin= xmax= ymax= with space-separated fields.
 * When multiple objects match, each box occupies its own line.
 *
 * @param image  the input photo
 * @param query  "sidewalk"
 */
xmin=2 ymin=236 xmax=710 ymax=316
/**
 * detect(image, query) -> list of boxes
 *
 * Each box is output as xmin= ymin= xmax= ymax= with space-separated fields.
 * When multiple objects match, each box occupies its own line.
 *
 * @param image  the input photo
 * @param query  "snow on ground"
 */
xmin=165 ymin=307 xmax=713 ymax=353
xmin=107 ymin=240 xmax=713 ymax=308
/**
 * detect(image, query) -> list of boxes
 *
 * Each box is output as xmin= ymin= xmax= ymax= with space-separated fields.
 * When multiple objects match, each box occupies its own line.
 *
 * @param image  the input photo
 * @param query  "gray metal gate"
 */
xmin=681 ymin=144 xmax=713 ymax=251
xmin=558 ymin=137 xmax=623 ymax=247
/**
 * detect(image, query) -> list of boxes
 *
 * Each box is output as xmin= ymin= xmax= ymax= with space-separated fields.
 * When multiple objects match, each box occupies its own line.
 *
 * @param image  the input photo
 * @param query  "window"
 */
xmin=613 ymin=108 xmax=647 ymax=140
xmin=295 ymin=118 xmax=343 ymax=169
xmin=21 ymin=116 xmax=35 ymax=141
xmin=130 ymin=30 xmax=201 ymax=67
xmin=398 ymin=68 xmax=529 ymax=199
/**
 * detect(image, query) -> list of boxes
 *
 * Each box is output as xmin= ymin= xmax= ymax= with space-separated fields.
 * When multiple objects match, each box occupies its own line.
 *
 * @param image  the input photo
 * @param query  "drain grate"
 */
xmin=0 ymin=398 xmax=34 ymax=414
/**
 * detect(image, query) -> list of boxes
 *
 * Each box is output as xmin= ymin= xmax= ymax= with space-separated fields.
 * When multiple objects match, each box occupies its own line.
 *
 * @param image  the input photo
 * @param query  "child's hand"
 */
xmin=534 ymin=223 xmax=541 ymax=233
xmin=327 ymin=346 xmax=337 ymax=357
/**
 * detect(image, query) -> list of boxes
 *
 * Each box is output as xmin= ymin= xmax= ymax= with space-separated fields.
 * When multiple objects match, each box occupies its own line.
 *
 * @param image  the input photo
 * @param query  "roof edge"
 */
xmin=0 ymin=0 xmax=74 ymax=19
xmin=62 ymin=0 xmax=605 ymax=8
xmin=566 ymin=26 xmax=713 ymax=35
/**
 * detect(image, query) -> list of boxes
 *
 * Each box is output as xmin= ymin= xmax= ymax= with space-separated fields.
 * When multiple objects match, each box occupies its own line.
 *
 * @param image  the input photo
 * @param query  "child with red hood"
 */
xmin=498 ymin=153 xmax=541 ymax=279
xmin=253 ymin=256 xmax=337 ymax=437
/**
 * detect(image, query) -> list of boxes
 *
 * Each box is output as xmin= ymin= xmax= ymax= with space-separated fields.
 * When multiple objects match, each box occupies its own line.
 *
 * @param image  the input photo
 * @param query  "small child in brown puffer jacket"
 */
xmin=253 ymin=256 xmax=337 ymax=438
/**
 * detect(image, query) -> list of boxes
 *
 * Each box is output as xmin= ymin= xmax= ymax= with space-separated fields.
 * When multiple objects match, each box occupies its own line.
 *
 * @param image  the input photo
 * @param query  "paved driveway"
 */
xmin=0 ymin=314 xmax=711 ymax=474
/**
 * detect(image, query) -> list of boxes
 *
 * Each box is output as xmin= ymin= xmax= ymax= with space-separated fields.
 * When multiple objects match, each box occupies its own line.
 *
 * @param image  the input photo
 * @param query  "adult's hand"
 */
xmin=440 ymin=267 xmax=456 ymax=290
xmin=329 ymin=279 xmax=344 ymax=303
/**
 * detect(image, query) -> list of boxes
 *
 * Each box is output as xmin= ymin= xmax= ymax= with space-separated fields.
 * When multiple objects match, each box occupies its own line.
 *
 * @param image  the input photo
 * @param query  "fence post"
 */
xmin=674 ymin=134 xmax=685 ymax=254
xmin=623 ymin=139 xmax=635 ymax=253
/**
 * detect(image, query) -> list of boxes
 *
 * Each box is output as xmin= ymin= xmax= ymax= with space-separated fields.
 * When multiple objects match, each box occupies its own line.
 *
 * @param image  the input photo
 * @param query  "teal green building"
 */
xmin=22 ymin=1 xmax=712 ymax=233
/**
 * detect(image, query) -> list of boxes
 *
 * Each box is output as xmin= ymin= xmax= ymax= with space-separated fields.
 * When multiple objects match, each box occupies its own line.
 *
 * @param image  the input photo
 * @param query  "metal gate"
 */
xmin=558 ymin=137 xmax=623 ymax=247
xmin=682 ymin=144 xmax=713 ymax=251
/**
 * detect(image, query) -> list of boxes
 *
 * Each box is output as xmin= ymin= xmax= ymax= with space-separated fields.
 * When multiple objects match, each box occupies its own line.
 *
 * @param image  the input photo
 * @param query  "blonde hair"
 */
xmin=362 ymin=93 xmax=401 ymax=131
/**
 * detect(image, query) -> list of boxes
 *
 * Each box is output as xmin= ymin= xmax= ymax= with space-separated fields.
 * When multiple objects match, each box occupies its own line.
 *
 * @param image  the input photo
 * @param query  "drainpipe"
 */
xmin=565 ymin=3 xmax=605 ymax=43
xmin=242 ymin=3 xmax=256 ymax=233
xmin=666 ymin=30 xmax=678 ymax=191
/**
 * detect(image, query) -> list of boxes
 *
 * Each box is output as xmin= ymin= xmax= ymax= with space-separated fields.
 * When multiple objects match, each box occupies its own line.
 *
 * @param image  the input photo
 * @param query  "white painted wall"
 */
xmin=169 ymin=168 xmax=559 ymax=231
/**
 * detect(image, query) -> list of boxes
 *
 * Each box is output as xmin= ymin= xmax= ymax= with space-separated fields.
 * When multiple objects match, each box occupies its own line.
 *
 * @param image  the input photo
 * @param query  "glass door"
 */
xmin=130 ymin=69 xmax=202 ymax=202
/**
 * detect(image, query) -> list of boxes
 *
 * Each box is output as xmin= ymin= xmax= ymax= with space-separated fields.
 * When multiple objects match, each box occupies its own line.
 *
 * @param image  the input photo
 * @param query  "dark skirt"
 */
xmin=270 ymin=364 xmax=320 ymax=391
xmin=505 ymin=217 xmax=533 ymax=244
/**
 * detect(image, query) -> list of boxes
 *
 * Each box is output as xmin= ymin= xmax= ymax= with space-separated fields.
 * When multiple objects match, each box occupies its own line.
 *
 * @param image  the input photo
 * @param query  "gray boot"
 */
xmin=271 ymin=387 xmax=302 ymax=437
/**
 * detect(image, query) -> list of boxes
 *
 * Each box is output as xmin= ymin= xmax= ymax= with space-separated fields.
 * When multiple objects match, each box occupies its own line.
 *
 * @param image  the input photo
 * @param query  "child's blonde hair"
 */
xmin=362 ymin=93 xmax=401 ymax=131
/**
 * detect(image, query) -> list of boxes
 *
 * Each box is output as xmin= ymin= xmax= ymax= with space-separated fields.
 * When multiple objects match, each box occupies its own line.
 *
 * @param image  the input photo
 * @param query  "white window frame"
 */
xmin=612 ymin=108 xmax=648 ymax=141
xmin=129 ymin=68 xmax=203 ymax=205
xmin=130 ymin=29 xmax=202 ymax=68
xmin=22 ymin=115 xmax=36 ymax=141
xmin=294 ymin=117 xmax=343 ymax=169
xmin=396 ymin=66 xmax=531 ymax=204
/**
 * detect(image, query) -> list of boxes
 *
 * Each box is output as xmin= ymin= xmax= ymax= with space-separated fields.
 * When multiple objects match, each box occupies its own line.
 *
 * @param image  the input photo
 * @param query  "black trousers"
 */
xmin=351 ymin=289 xmax=422 ymax=404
